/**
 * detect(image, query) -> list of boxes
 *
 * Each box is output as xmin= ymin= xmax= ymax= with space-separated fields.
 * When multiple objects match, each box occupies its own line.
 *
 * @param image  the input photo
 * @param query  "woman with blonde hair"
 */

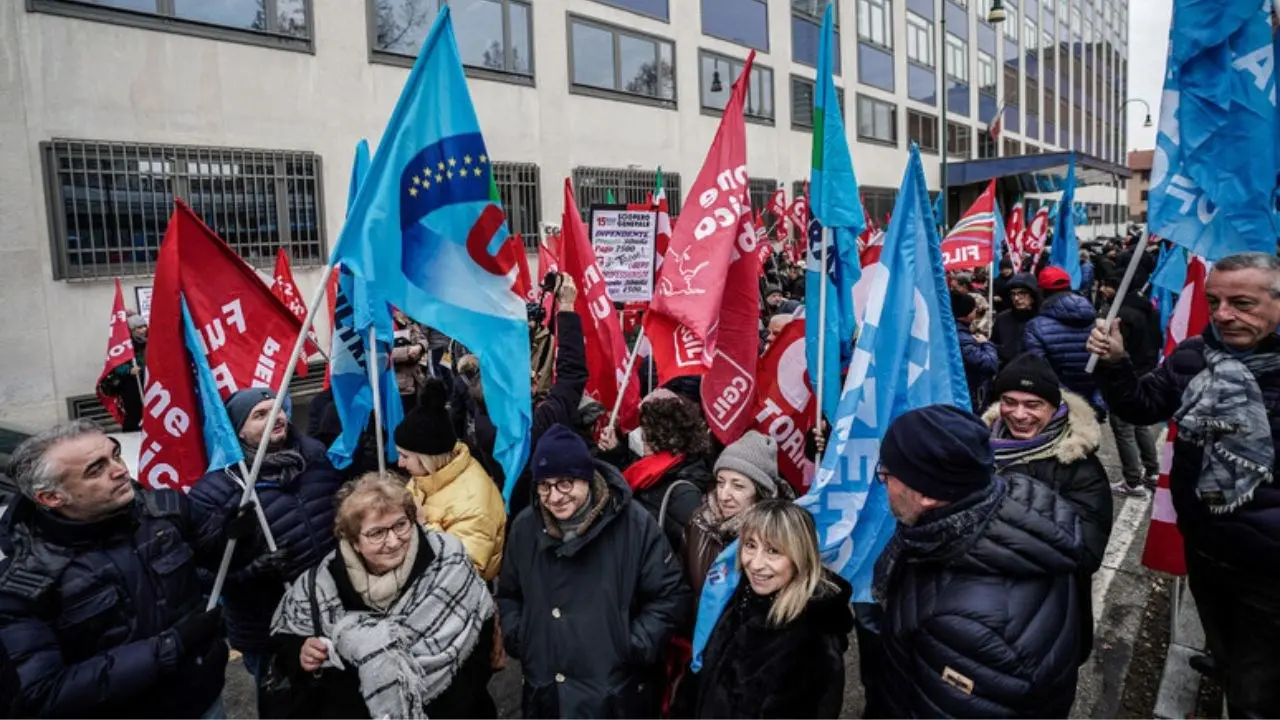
xmin=270 ymin=473 xmax=497 ymax=718
xmin=695 ymin=500 xmax=854 ymax=719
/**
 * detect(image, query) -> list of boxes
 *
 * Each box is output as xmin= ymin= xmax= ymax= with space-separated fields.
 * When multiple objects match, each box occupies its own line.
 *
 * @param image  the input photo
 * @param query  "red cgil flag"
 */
xmin=272 ymin=248 xmax=321 ymax=356
xmin=752 ymin=317 xmax=814 ymax=495
xmin=141 ymin=201 xmax=309 ymax=492
xmin=97 ymin=278 xmax=137 ymax=425
xmin=1141 ymin=256 xmax=1209 ymax=576
xmin=512 ymin=233 xmax=536 ymax=302
xmin=768 ymin=187 xmax=787 ymax=219
xmin=323 ymin=265 xmax=340 ymax=391
xmin=941 ymin=179 xmax=998 ymax=271
xmin=1024 ymin=206 xmax=1050 ymax=256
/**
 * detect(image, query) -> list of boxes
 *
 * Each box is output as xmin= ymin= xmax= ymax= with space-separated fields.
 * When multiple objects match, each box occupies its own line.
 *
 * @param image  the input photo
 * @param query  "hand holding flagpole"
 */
xmin=1085 ymin=239 xmax=1147 ymax=374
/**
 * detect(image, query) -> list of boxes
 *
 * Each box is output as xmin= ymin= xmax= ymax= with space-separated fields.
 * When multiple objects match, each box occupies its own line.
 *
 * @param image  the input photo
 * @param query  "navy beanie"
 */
xmin=880 ymin=405 xmax=993 ymax=502
xmin=532 ymin=424 xmax=595 ymax=484
xmin=225 ymin=388 xmax=275 ymax=434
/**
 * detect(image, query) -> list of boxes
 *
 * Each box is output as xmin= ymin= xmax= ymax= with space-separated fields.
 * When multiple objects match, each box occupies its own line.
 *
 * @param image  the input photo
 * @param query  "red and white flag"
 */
xmin=752 ymin=317 xmax=814 ymax=495
xmin=858 ymin=216 xmax=886 ymax=267
xmin=768 ymin=188 xmax=787 ymax=219
xmin=653 ymin=171 xmax=673 ymax=273
xmin=272 ymin=248 xmax=322 ymax=356
xmin=1141 ymin=256 xmax=1208 ymax=576
xmin=941 ymin=180 xmax=998 ymax=271
xmin=989 ymin=102 xmax=1006 ymax=142
xmin=97 ymin=279 xmax=137 ymax=425
xmin=1006 ymin=204 xmax=1026 ymax=265
xmin=1024 ymin=206 xmax=1050 ymax=258
xmin=511 ymin=233 xmax=536 ymax=302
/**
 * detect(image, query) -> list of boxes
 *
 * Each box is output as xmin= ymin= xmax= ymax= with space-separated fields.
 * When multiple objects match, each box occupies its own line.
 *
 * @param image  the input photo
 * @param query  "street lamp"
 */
xmin=987 ymin=0 xmax=1008 ymax=24
xmin=1115 ymin=97 xmax=1153 ymax=237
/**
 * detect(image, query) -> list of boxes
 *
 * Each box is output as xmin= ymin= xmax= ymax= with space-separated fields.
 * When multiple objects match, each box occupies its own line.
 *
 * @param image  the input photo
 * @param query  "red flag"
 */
xmin=859 ymin=226 xmax=886 ymax=267
xmin=512 ymin=233 xmax=535 ymax=302
xmin=562 ymin=180 xmax=642 ymax=431
xmin=941 ymin=180 xmax=997 ymax=271
xmin=538 ymin=229 xmax=561 ymax=328
xmin=768 ymin=188 xmax=787 ymax=218
xmin=1024 ymin=206 xmax=1050 ymax=255
xmin=97 ymin=279 xmax=137 ymax=425
xmin=1006 ymin=204 xmax=1026 ymax=262
xmin=1141 ymin=256 xmax=1208 ymax=576
xmin=323 ymin=266 xmax=340 ymax=391
xmin=646 ymin=52 xmax=758 ymax=385
xmin=787 ymin=195 xmax=809 ymax=232
xmin=752 ymin=317 xmax=814 ymax=494
xmin=140 ymin=201 xmax=309 ymax=491
xmin=272 ymin=248 xmax=322 ymax=356
xmin=755 ymin=236 xmax=773 ymax=278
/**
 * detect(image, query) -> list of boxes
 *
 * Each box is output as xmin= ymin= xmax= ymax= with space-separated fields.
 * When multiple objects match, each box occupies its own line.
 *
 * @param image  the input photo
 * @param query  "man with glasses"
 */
xmin=497 ymin=424 xmax=689 ymax=719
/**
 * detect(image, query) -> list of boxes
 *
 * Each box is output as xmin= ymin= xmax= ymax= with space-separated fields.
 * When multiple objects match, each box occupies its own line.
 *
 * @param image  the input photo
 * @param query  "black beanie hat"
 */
xmin=532 ymin=424 xmax=595 ymax=484
xmin=225 ymin=388 xmax=275 ymax=434
xmin=394 ymin=380 xmax=457 ymax=456
xmin=991 ymin=352 xmax=1063 ymax=407
xmin=880 ymin=405 xmax=993 ymax=502
xmin=950 ymin=290 xmax=977 ymax=319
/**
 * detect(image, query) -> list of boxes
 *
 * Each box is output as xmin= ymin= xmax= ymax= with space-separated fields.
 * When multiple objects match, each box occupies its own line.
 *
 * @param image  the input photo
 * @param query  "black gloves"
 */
xmin=225 ymin=502 xmax=260 ymax=541
xmin=233 ymin=548 xmax=291 ymax=583
xmin=172 ymin=607 xmax=223 ymax=655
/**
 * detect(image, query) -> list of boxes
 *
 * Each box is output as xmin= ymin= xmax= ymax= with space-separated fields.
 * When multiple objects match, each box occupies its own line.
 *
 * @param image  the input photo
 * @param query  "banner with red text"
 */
xmin=941 ymin=180 xmax=997 ymax=271
xmin=753 ymin=317 xmax=814 ymax=494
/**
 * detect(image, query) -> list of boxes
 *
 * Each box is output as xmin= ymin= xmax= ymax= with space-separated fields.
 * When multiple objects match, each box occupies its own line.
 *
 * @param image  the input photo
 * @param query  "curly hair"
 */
xmin=639 ymin=396 xmax=711 ymax=458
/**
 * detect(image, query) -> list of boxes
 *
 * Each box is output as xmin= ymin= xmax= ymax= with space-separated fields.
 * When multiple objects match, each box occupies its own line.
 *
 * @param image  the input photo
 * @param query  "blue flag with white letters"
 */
xmin=180 ymin=295 xmax=244 ymax=474
xmin=328 ymin=7 xmax=531 ymax=499
xmin=1049 ymin=155 xmax=1082 ymax=288
xmin=1148 ymin=0 xmax=1279 ymax=261
xmin=1150 ymin=242 xmax=1189 ymax=339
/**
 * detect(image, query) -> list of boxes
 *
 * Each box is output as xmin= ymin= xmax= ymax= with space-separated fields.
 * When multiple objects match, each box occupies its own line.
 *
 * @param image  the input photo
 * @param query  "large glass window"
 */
xmin=908 ymin=110 xmax=940 ymax=154
xmin=702 ymin=0 xmax=769 ymax=51
xmin=945 ymin=34 xmax=968 ymax=82
xmin=569 ymin=17 xmax=676 ymax=103
xmin=1024 ymin=18 xmax=1038 ymax=49
xmin=702 ymin=51 xmax=775 ymax=121
xmin=588 ymin=0 xmax=669 ymax=20
xmin=793 ymin=14 xmax=842 ymax=72
xmin=372 ymin=0 xmax=532 ymax=77
xmin=856 ymin=94 xmax=898 ymax=145
xmin=857 ymin=0 xmax=891 ymax=48
xmin=792 ymin=75 xmax=845 ymax=129
xmin=906 ymin=12 xmax=934 ymax=67
xmin=978 ymin=51 xmax=997 ymax=95
xmin=947 ymin=121 xmax=973 ymax=158
xmin=1003 ymin=6 xmax=1019 ymax=40
xmin=792 ymin=0 xmax=835 ymax=19
xmin=32 ymin=0 xmax=311 ymax=47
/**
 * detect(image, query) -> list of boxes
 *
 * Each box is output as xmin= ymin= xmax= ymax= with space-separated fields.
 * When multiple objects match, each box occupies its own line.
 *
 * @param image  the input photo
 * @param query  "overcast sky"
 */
xmin=1125 ymin=0 xmax=1172 ymax=153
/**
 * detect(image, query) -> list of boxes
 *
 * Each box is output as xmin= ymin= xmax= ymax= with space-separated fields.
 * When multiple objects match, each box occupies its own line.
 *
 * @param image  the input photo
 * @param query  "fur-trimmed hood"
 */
xmin=981 ymin=389 xmax=1101 ymax=465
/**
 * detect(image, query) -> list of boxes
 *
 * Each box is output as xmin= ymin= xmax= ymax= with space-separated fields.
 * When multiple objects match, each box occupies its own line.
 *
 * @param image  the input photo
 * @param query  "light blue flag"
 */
xmin=1148 ymin=0 xmax=1278 ymax=261
xmin=932 ymin=191 xmax=945 ymax=228
xmin=328 ymin=6 xmax=531 ymax=500
xmin=993 ymin=198 xmax=1005 ymax=270
xmin=180 ymin=295 xmax=244 ymax=474
xmin=1049 ymin=155 xmax=1082 ymax=288
xmin=327 ymin=140 xmax=405 ymax=470
xmin=1150 ymin=242 xmax=1189 ymax=339
xmin=806 ymin=2 xmax=866 ymax=423
xmin=693 ymin=146 xmax=968 ymax=670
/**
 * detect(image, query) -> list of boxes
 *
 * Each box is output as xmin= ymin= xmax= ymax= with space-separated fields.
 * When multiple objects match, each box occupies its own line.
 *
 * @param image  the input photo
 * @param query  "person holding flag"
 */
xmin=96 ymin=280 xmax=147 ymax=431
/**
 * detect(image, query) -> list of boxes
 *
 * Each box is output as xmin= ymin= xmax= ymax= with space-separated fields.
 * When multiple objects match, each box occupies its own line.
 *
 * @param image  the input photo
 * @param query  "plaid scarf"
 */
xmin=989 ymin=404 xmax=1070 ymax=470
xmin=1175 ymin=347 xmax=1280 ymax=513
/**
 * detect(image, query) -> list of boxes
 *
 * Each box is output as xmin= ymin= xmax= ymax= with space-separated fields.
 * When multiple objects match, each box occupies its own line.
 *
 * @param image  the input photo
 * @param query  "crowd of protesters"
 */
xmin=4 ymin=229 xmax=1280 ymax=720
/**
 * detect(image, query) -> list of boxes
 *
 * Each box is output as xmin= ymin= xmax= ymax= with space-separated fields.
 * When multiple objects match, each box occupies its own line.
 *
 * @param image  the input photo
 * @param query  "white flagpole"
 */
xmin=368 ymin=326 xmax=388 ymax=477
xmin=610 ymin=326 xmax=647 ymax=428
xmin=1086 ymin=238 xmax=1148 ymax=374
xmin=815 ymin=226 xmax=829 ymax=427
xmin=205 ymin=459 xmax=279 ymax=611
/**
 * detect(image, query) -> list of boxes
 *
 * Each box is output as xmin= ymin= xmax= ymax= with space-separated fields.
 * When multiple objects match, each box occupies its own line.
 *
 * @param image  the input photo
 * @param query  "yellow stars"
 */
xmin=463 ymin=155 xmax=473 ymax=165
xmin=423 ymin=166 xmax=432 ymax=177
xmin=422 ymin=177 xmax=432 ymax=190
xmin=435 ymin=173 xmax=444 ymax=182
xmin=478 ymin=154 xmax=488 ymax=164
xmin=408 ymin=186 xmax=419 ymax=197
xmin=437 ymin=161 xmax=446 ymax=171
xmin=412 ymin=176 xmax=421 ymax=185
xmin=446 ymin=170 xmax=454 ymax=179
xmin=447 ymin=157 xmax=458 ymax=168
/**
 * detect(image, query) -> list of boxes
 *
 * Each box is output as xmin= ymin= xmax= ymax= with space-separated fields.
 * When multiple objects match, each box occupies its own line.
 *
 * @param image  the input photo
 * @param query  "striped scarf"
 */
xmin=989 ymin=404 xmax=1070 ymax=470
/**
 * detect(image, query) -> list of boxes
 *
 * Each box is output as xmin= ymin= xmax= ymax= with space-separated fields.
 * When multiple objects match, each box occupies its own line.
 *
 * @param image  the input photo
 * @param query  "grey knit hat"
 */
xmin=713 ymin=430 xmax=782 ymax=499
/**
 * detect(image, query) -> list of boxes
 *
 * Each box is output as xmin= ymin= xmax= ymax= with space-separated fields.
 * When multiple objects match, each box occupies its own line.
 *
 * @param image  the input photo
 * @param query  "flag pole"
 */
xmin=205 ymin=458 xmax=279 ymax=611
xmin=1086 ymin=238 xmax=1148 ymax=374
xmin=368 ymin=326 xmax=388 ymax=477
xmin=610 ymin=326 xmax=646 ymax=428
xmin=130 ymin=358 xmax=145 ymax=400
xmin=815 ymin=226 xmax=829 ymax=426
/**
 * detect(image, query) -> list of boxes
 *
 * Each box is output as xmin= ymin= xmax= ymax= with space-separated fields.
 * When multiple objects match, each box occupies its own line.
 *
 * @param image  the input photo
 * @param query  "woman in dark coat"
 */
xmin=696 ymin=500 xmax=854 ymax=719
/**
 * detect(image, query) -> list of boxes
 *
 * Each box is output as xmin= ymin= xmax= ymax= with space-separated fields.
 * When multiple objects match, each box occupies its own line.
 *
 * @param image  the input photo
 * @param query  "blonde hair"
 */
xmin=334 ymin=473 xmax=418 ymax=541
xmin=736 ymin=500 xmax=836 ymax=627
xmin=398 ymin=446 xmax=458 ymax=476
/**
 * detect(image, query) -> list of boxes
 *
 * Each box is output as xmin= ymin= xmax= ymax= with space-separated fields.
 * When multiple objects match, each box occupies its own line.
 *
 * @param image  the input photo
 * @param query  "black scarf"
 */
xmin=238 ymin=438 xmax=307 ymax=488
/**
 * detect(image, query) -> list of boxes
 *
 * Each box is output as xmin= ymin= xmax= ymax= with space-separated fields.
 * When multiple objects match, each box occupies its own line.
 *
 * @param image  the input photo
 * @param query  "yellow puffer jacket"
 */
xmin=405 ymin=443 xmax=507 ymax=581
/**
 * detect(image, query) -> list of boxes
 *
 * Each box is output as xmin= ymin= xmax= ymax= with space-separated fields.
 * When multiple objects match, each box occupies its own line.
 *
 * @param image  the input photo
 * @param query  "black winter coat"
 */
xmin=957 ymin=321 xmax=999 ymax=411
xmin=879 ymin=474 xmax=1085 ymax=718
xmin=991 ymin=273 xmax=1041 ymax=368
xmin=0 ymin=491 xmax=228 ymax=718
xmin=188 ymin=433 xmax=343 ymax=654
xmin=1099 ymin=333 xmax=1280 ymax=574
xmin=497 ymin=461 xmax=690 ymax=719
xmin=696 ymin=572 xmax=853 ymax=719
xmin=1024 ymin=291 xmax=1101 ymax=407
xmin=630 ymin=457 xmax=713 ymax=557
xmin=1108 ymin=292 xmax=1162 ymax=374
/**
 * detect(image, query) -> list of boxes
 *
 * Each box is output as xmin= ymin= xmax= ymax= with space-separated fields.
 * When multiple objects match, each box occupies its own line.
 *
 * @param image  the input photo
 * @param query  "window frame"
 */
xmin=906 ymin=12 xmax=934 ymax=68
xmin=977 ymin=51 xmax=997 ymax=96
xmin=945 ymin=33 xmax=968 ymax=82
xmin=702 ymin=0 xmax=770 ymax=52
xmin=566 ymin=14 xmax=678 ymax=109
xmin=856 ymin=93 xmax=898 ymax=146
xmin=700 ymin=49 xmax=776 ymax=124
xmin=28 ymin=0 xmax=315 ymax=53
xmin=946 ymin=121 xmax=973 ymax=159
xmin=367 ymin=0 xmax=536 ymax=84
xmin=857 ymin=0 xmax=892 ymax=50
xmin=907 ymin=109 xmax=940 ymax=155
xmin=1003 ymin=5 xmax=1019 ymax=40
xmin=586 ymin=0 xmax=670 ymax=22
xmin=791 ymin=74 xmax=845 ymax=131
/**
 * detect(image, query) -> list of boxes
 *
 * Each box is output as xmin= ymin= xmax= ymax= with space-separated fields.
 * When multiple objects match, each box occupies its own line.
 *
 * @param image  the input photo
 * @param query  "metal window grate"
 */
xmin=492 ymin=161 xmax=542 ymax=249
xmin=42 ymin=139 xmax=325 ymax=281
xmin=860 ymin=187 xmax=897 ymax=225
xmin=571 ymin=166 xmax=683 ymax=218
xmin=748 ymin=178 xmax=778 ymax=214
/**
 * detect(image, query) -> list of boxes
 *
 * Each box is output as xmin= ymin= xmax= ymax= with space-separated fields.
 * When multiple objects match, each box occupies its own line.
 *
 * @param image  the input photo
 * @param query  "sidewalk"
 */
xmin=1153 ymin=578 xmax=1209 ymax=719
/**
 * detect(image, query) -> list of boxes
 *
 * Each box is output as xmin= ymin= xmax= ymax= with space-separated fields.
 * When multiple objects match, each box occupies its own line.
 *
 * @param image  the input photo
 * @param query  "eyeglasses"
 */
xmin=536 ymin=478 xmax=578 ymax=497
xmin=874 ymin=461 xmax=890 ymax=484
xmin=361 ymin=516 xmax=414 ymax=544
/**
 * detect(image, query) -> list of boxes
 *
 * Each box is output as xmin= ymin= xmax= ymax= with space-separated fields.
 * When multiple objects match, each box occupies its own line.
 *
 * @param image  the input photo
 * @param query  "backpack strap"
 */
xmin=307 ymin=565 xmax=323 ymax=635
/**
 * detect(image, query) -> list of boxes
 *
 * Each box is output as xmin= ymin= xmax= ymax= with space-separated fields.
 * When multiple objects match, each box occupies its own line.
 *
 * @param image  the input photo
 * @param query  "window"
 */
xmin=945 ymin=34 xmax=968 ymax=82
xmin=31 ymin=0 xmax=312 ymax=49
xmin=906 ymin=13 xmax=934 ymax=67
xmin=861 ymin=187 xmax=897 ymax=224
xmin=703 ymin=0 xmax=769 ymax=51
xmin=978 ymin=51 xmax=997 ymax=95
xmin=1024 ymin=18 xmax=1037 ymax=49
xmin=1071 ymin=7 xmax=1082 ymax=34
xmin=42 ymin=139 xmax=324 ymax=281
xmin=492 ymin=162 xmax=542 ymax=246
xmin=572 ymin=167 xmax=683 ymax=216
xmin=1003 ymin=64 xmax=1019 ymax=105
xmin=588 ymin=0 xmax=669 ymax=20
xmin=792 ymin=0 xmax=834 ymax=20
xmin=1002 ymin=137 xmax=1022 ymax=156
xmin=1044 ymin=0 xmax=1053 ymax=9
xmin=858 ymin=0 xmax=891 ymax=48
xmin=978 ymin=128 xmax=998 ymax=158
xmin=372 ymin=0 xmax=533 ymax=78
xmin=793 ymin=14 xmax=841 ymax=71
xmin=569 ymin=17 xmax=676 ymax=104
xmin=1003 ymin=6 xmax=1019 ymax=40
xmin=792 ymin=75 xmax=845 ymax=130
xmin=702 ymin=51 xmax=775 ymax=122
xmin=1042 ymin=30 xmax=1054 ymax=50
xmin=947 ymin=122 xmax=973 ymax=158
xmin=908 ymin=110 xmax=939 ymax=154
xmin=950 ymin=0 xmax=968 ymax=7
xmin=749 ymin=178 xmax=779 ymax=217
xmin=856 ymin=94 xmax=898 ymax=145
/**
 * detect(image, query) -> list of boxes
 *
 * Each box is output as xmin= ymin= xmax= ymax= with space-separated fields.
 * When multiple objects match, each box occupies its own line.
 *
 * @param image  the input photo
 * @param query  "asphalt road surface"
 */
xmin=222 ymin=425 xmax=1169 ymax=719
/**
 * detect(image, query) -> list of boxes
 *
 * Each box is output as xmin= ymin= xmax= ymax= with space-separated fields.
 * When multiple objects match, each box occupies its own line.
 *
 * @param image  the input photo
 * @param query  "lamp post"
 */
xmin=940 ymin=3 xmax=1006 ymax=227
xmin=1115 ymin=98 xmax=1153 ymax=237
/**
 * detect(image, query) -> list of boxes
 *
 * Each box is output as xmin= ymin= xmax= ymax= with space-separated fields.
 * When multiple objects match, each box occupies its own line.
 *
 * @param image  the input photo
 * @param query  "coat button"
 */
xmin=552 ymin=607 xmax=561 ymax=619
xmin=555 ymin=673 xmax=566 ymax=683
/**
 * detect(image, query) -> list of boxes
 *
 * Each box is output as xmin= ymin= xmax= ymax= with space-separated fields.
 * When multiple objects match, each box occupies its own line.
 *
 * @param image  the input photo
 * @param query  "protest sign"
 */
xmin=589 ymin=206 xmax=657 ymax=303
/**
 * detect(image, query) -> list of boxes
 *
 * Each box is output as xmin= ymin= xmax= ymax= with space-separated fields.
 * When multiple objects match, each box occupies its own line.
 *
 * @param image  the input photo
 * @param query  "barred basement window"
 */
xmin=571 ymin=166 xmax=684 ymax=219
xmin=491 ymin=162 xmax=542 ymax=248
xmin=749 ymin=178 xmax=779 ymax=217
xmin=41 ymin=139 xmax=325 ymax=281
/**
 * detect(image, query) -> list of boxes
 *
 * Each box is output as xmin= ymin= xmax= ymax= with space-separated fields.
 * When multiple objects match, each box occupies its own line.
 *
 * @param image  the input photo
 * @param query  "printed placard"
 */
xmin=589 ymin=206 xmax=657 ymax=303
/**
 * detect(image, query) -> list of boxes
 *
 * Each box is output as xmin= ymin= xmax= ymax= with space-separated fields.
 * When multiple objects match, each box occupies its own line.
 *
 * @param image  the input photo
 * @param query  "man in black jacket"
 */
xmin=1099 ymin=276 xmax=1163 ymax=495
xmin=990 ymin=273 xmax=1041 ymax=368
xmin=875 ymin=405 xmax=1085 ymax=718
xmin=1088 ymin=252 xmax=1280 ymax=717
xmin=498 ymin=425 xmax=689 ymax=718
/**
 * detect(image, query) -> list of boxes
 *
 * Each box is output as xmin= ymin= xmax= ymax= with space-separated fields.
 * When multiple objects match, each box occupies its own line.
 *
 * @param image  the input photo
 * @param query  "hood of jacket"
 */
xmin=1005 ymin=273 xmax=1042 ymax=314
xmin=406 ymin=442 xmax=475 ymax=497
xmin=981 ymin=389 xmax=1101 ymax=464
xmin=803 ymin=571 xmax=856 ymax=638
xmin=533 ymin=459 xmax=633 ymax=557
xmin=951 ymin=474 xmax=1084 ymax=578
xmin=1039 ymin=291 xmax=1096 ymax=328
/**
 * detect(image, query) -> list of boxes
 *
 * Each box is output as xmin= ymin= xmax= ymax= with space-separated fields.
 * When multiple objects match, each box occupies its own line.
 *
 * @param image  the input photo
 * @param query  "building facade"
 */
xmin=0 ymin=0 xmax=1129 ymax=431
xmin=1127 ymin=148 xmax=1152 ymax=223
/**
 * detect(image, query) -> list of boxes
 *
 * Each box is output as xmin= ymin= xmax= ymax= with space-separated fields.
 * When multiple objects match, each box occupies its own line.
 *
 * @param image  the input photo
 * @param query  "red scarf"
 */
xmin=622 ymin=452 xmax=685 ymax=492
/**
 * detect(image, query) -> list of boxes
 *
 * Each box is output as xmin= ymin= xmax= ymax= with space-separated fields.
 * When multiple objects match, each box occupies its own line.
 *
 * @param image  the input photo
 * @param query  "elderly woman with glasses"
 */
xmin=270 ymin=473 xmax=498 ymax=718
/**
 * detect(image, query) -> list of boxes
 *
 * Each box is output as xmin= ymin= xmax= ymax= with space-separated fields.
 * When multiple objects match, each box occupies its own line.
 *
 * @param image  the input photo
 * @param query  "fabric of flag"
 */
xmin=941 ymin=180 xmax=998 ymax=271
xmin=605 ymin=189 xmax=617 ymax=204
xmin=932 ymin=191 xmax=945 ymax=228
xmin=992 ymin=197 xmax=1005 ymax=271
xmin=1150 ymin=241 xmax=1188 ymax=340
xmin=768 ymin=187 xmax=787 ymax=218
xmin=989 ymin=101 xmax=1005 ymax=141
xmin=692 ymin=145 xmax=969 ymax=670
xmin=805 ymin=3 xmax=866 ymax=423
xmin=180 ymin=295 xmax=245 ymax=474
xmin=1049 ymin=155 xmax=1082 ymax=288
xmin=327 ymin=7 xmax=531 ymax=500
xmin=1148 ymin=1 xmax=1279 ymax=261
xmin=272 ymin=248 xmax=308 ymax=322
xmin=652 ymin=168 xmax=672 ymax=273
xmin=1024 ymin=206 xmax=1050 ymax=256
xmin=97 ymin=279 xmax=136 ymax=425
xmin=1006 ymin=201 xmax=1026 ymax=266
xmin=512 ymin=233 xmax=535 ymax=302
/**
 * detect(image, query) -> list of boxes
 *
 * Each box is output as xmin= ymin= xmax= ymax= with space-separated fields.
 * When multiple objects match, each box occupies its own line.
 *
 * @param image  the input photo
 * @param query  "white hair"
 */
xmin=1213 ymin=252 xmax=1280 ymax=298
xmin=7 ymin=419 xmax=104 ymax=499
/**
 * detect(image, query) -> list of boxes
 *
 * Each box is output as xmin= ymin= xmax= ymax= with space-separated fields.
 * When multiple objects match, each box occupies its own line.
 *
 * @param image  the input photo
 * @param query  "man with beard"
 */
xmin=991 ymin=273 xmax=1041 ymax=368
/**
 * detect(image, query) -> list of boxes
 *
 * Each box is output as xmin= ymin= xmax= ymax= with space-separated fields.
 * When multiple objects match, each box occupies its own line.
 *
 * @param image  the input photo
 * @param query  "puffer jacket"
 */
xmin=957 ymin=320 xmax=999 ymax=411
xmin=632 ymin=457 xmax=713 ymax=557
xmin=878 ymin=474 xmax=1085 ymax=718
xmin=406 ymin=442 xmax=507 ymax=581
xmin=1024 ymin=291 xmax=1100 ymax=407
xmin=187 ymin=433 xmax=343 ymax=653
xmin=696 ymin=572 xmax=854 ymax=719
xmin=0 ymin=490 xmax=228 ymax=718
xmin=497 ymin=461 xmax=690 ymax=719
xmin=1098 ymin=332 xmax=1280 ymax=575
xmin=991 ymin=273 xmax=1041 ymax=368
